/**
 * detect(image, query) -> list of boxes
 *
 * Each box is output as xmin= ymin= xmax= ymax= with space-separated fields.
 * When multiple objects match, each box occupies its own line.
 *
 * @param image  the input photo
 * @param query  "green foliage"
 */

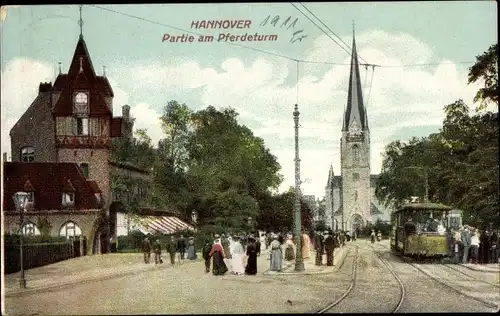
xmin=360 ymin=219 xmax=391 ymax=238
xmin=314 ymin=221 xmax=328 ymax=232
xmin=112 ymin=102 xmax=288 ymax=233
xmin=4 ymin=234 xmax=69 ymax=245
xmin=376 ymin=44 xmax=499 ymax=228
xmin=468 ymin=44 xmax=498 ymax=110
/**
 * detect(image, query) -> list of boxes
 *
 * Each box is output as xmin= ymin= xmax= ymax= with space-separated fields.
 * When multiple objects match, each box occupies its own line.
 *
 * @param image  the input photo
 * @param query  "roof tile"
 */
xmin=3 ymin=162 xmax=101 ymax=211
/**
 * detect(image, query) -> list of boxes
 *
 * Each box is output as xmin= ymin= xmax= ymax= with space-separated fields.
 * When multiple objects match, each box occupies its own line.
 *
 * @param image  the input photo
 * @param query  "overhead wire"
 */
xmin=297 ymin=2 xmax=368 ymax=65
xmin=90 ymin=5 xmax=475 ymax=69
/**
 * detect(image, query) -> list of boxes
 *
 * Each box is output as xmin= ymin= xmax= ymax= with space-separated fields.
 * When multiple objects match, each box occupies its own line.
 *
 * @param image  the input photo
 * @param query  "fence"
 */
xmin=4 ymin=236 xmax=88 ymax=274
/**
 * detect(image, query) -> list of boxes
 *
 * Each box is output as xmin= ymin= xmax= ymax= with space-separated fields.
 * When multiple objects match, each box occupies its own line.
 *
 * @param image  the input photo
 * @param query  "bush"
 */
xmin=4 ymin=234 xmax=68 ymax=245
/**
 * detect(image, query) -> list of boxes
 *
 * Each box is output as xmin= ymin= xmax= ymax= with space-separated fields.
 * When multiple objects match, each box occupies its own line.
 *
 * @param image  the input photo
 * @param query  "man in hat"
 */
xmin=461 ymin=225 xmax=472 ymax=264
xmin=177 ymin=235 xmax=187 ymax=262
xmin=314 ymin=231 xmax=324 ymax=266
xmin=142 ymin=237 xmax=152 ymax=264
xmin=153 ymin=239 xmax=162 ymax=264
xmin=324 ymin=231 xmax=335 ymax=266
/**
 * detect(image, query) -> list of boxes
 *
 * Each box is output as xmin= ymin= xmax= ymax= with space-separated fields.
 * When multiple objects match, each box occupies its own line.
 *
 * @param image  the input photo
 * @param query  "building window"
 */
xmin=80 ymin=163 xmax=89 ymax=178
xmin=353 ymin=173 xmax=359 ymax=182
xmin=95 ymin=193 xmax=102 ymax=203
xmin=22 ymin=222 xmax=41 ymax=236
xmin=76 ymin=118 xmax=89 ymax=135
xmin=352 ymin=145 xmax=359 ymax=164
xmin=59 ymin=221 xmax=82 ymax=238
xmin=62 ymin=192 xmax=75 ymax=207
xmin=21 ymin=146 xmax=35 ymax=162
xmin=73 ymin=92 xmax=89 ymax=114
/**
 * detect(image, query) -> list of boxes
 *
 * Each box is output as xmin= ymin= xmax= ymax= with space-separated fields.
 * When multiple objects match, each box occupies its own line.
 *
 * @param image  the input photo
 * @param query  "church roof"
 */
xmin=342 ymin=34 xmax=368 ymax=132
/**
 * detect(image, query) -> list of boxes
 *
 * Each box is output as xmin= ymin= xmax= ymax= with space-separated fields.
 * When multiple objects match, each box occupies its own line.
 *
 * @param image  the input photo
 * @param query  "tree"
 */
xmin=468 ymin=43 xmax=498 ymax=110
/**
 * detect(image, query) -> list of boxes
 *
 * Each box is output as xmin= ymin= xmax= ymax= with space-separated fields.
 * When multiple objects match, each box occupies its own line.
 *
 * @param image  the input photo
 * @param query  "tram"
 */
xmin=390 ymin=201 xmax=459 ymax=258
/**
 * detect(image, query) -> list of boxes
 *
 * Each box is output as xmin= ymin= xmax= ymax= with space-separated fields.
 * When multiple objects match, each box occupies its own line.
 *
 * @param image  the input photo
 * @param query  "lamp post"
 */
xmin=191 ymin=210 xmax=198 ymax=232
xmin=293 ymin=104 xmax=305 ymax=272
xmin=13 ymin=191 xmax=30 ymax=289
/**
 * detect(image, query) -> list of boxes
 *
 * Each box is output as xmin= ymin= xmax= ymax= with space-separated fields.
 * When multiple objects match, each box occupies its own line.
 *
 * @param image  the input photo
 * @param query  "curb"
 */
xmin=5 ymin=264 xmax=165 ymax=298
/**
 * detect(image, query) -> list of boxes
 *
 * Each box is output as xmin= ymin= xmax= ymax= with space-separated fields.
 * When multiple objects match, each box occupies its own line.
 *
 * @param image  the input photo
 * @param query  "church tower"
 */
xmin=340 ymin=32 xmax=371 ymax=232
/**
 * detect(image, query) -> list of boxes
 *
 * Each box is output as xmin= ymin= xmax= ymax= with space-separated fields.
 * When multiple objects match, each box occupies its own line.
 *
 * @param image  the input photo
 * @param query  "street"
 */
xmin=5 ymin=240 xmax=499 ymax=315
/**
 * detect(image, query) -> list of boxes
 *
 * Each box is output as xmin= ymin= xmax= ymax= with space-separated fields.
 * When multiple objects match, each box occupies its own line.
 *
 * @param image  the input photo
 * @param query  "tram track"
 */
xmin=374 ymin=243 xmax=499 ymax=310
xmin=441 ymin=264 xmax=500 ymax=288
xmin=317 ymin=243 xmax=405 ymax=314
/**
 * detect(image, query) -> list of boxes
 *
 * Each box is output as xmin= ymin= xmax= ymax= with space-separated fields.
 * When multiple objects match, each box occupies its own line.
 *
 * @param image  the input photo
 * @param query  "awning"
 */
xmin=141 ymin=216 xmax=194 ymax=235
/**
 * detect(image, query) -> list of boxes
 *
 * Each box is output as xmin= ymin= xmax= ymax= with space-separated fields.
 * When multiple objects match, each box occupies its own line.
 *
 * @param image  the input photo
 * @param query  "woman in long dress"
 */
xmin=301 ymin=232 xmax=311 ymax=259
xmin=230 ymin=236 xmax=245 ymax=275
xmin=209 ymin=239 xmax=228 ymax=275
xmin=187 ymin=237 xmax=197 ymax=261
xmin=269 ymin=235 xmax=283 ymax=272
xmin=245 ymin=237 xmax=258 ymax=275
xmin=284 ymin=234 xmax=295 ymax=261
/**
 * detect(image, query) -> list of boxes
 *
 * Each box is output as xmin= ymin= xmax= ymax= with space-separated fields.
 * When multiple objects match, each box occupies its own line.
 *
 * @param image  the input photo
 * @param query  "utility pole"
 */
xmin=293 ymin=104 xmax=305 ymax=272
xmin=331 ymin=186 xmax=334 ymax=230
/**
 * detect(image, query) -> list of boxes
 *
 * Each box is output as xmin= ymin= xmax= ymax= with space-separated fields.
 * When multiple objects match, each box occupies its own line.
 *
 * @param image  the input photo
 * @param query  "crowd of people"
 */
xmin=139 ymin=229 xmax=386 ymax=275
xmin=448 ymin=226 xmax=499 ymax=264
xmin=141 ymin=235 xmax=198 ymax=265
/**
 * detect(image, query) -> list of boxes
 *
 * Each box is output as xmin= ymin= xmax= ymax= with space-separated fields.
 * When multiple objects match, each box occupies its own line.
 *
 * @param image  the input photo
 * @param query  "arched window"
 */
xmin=21 ymin=146 xmax=35 ymax=162
xmin=352 ymin=145 xmax=359 ymax=164
xmin=74 ymin=92 xmax=88 ymax=105
xmin=22 ymin=222 xmax=41 ymax=236
xmin=59 ymin=221 xmax=82 ymax=238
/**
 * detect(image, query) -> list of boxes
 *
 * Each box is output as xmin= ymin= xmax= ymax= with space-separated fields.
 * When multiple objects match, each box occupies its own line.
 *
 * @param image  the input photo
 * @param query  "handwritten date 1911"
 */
xmin=260 ymin=15 xmax=308 ymax=43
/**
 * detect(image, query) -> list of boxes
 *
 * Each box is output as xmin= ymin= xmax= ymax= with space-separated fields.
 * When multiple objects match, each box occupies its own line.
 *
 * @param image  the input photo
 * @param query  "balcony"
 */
xmin=56 ymin=135 xmax=112 ymax=149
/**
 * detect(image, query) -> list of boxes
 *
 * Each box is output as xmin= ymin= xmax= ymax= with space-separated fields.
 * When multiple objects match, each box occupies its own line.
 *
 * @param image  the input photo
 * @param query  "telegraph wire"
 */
xmin=90 ymin=5 xmax=475 ymax=69
xmin=365 ymin=65 xmax=376 ymax=107
xmin=297 ymin=2 xmax=369 ymax=65
xmin=289 ymin=3 xmax=352 ymax=59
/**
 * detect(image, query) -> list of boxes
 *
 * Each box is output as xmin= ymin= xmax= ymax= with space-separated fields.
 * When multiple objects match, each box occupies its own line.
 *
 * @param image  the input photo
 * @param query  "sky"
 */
xmin=1 ymin=3 xmax=497 ymax=199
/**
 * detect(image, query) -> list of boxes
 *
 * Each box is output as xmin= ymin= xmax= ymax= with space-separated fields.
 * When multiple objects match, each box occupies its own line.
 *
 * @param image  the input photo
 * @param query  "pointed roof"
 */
xmin=326 ymin=165 xmax=333 ymax=188
xmin=51 ymin=36 xmax=113 ymax=116
xmin=342 ymin=34 xmax=368 ymax=131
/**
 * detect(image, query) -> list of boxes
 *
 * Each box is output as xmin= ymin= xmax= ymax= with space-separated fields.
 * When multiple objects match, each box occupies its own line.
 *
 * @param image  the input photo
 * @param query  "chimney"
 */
xmin=122 ymin=105 xmax=130 ymax=118
xmin=38 ymin=82 xmax=53 ymax=93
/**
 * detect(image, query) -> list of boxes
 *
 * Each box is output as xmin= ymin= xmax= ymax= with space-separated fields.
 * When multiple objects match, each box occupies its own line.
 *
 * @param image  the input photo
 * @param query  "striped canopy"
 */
xmin=137 ymin=216 xmax=194 ymax=235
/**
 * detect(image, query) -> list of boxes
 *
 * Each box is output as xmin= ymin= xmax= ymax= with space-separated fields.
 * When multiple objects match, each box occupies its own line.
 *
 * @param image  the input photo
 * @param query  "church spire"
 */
xmin=342 ymin=29 xmax=368 ymax=132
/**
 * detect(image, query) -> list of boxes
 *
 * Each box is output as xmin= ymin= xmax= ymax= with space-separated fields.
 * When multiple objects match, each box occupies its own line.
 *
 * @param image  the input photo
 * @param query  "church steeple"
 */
xmin=342 ymin=32 xmax=368 ymax=132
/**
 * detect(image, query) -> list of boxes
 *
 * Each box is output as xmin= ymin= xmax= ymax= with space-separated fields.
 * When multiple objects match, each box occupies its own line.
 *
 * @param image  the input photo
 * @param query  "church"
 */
xmin=323 ymin=33 xmax=394 ymax=233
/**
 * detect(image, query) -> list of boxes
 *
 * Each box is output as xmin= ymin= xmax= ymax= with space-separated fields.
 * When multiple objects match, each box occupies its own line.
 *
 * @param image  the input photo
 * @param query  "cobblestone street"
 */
xmin=4 ymin=241 xmax=499 ymax=315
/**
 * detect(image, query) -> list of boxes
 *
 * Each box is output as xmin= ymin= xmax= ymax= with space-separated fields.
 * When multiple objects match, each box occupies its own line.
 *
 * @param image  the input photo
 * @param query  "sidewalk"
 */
xmin=459 ymin=263 xmax=500 ymax=273
xmin=264 ymin=245 xmax=347 ymax=276
xmin=4 ymin=252 xmax=202 ymax=297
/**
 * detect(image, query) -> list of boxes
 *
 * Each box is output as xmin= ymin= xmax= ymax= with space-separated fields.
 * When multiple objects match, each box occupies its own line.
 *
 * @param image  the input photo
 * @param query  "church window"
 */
xmin=352 ymin=145 xmax=360 ymax=164
xmin=353 ymin=173 xmax=359 ymax=181
xmin=21 ymin=146 xmax=35 ymax=162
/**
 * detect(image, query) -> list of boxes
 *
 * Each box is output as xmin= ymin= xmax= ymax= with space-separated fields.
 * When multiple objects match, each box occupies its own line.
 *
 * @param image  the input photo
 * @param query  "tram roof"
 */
xmin=397 ymin=202 xmax=452 ymax=212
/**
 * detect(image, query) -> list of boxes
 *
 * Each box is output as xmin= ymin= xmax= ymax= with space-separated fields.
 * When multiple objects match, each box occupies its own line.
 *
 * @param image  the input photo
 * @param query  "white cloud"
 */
xmin=2 ymin=30 xmax=488 ymax=200
xmin=1 ymin=58 xmax=54 ymax=159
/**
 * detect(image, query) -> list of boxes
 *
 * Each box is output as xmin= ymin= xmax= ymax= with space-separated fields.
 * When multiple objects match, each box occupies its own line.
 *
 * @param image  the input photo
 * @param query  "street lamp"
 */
xmin=191 ymin=210 xmax=198 ymax=232
xmin=293 ymin=104 xmax=305 ymax=272
xmin=247 ymin=216 xmax=252 ymax=233
xmin=13 ymin=191 xmax=30 ymax=289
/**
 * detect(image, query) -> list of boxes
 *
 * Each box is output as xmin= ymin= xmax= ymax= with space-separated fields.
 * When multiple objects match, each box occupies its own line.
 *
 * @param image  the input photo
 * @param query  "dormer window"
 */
xmin=95 ymin=193 xmax=102 ymax=203
xmin=73 ymin=92 xmax=89 ymax=115
xmin=62 ymin=192 xmax=75 ymax=207
xmin=21 ymin=146 xmax=35 ymax=162
xmin=62 ymin=179 xmax=76 ymax=208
